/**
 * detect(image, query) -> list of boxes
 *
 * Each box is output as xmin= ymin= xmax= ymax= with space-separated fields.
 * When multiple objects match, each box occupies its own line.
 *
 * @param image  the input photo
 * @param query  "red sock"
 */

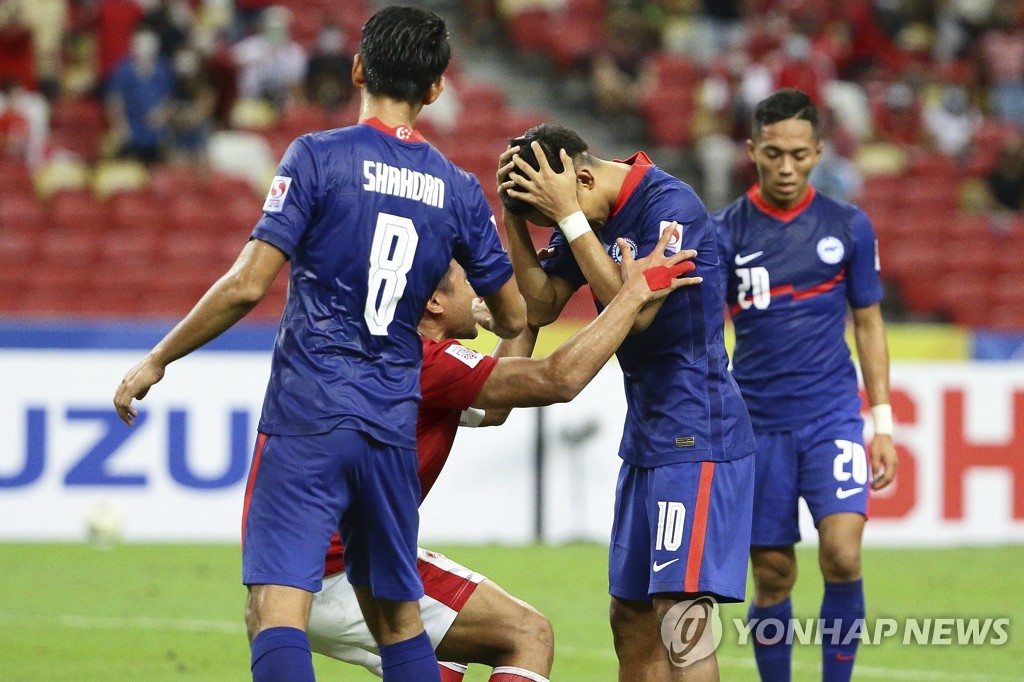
xmin=489 ymin=667 xmax=549 ymax=682
xmin=440 ymin=662 xmax=466 ymax=682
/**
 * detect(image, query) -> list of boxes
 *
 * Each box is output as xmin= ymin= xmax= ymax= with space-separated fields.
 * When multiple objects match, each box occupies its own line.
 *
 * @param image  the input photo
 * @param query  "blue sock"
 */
xmin=748 ymin=598 xmax=793 ymax=682
xmin=379 ymin=630 xmax=441 ymax=682
xmin=250 ymin=626 xmax=314 ymax=682
xmin=820 ymin=579 xmax=865 ymax=682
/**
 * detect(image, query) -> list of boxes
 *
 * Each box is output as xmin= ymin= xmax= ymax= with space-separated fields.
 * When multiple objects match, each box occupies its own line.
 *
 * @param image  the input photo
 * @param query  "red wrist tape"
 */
xmin=643 ymin=261 xmax=696 ymax=290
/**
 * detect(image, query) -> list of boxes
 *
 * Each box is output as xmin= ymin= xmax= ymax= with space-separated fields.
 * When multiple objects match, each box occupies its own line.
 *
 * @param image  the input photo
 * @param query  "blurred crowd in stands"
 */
xmin=0 ymin=0 xmax=1021 ymax=327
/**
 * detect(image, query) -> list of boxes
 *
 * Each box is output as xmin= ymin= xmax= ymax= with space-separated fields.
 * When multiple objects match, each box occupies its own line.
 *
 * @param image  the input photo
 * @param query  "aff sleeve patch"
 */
xmin=263 ymin=176 xmax=293 ymax=212
xmin=660 ymin=220 xmax=683 ymax=254
xmin=445 ymin=344 xmax=485 ymax=368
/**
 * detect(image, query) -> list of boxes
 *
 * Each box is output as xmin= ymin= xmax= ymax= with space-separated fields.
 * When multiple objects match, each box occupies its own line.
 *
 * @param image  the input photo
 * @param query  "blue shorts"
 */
xmin=241 ymin=428 xmax=423 ymax=600
xmin=750 ymin=406 xmax=869 ymax=547
xmin=609 ymin=455 xmax=754 ymax=603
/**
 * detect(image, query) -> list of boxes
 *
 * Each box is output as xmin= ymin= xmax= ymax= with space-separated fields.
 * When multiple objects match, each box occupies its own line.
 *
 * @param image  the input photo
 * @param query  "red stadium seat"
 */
xmin=39 ymin=229 xmax=100 ymax=267
xmin=98 ymin=230 xmax=160 ymax=266
xmin=109 ymin=192 xmax=167 ymax=233
xmin=51 ymin=189 xmax=108 ymax=235
xmin=0 ymin=193 xmax=48 ymax=232
xmin=507 ymin=8 xmax=550 ymax=53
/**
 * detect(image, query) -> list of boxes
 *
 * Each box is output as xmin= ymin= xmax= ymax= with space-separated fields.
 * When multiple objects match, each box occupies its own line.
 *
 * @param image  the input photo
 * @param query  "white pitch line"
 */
xmin=556 ymin=644 xmax=1018 ymax=682
xmin=0 ymin=612 xmax=1016 ymax=681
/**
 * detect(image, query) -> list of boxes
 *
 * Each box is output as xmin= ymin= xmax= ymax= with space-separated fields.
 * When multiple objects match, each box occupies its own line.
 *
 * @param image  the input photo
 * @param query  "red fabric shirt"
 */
xmin=323 ymin=337 xmax=498 ymax=576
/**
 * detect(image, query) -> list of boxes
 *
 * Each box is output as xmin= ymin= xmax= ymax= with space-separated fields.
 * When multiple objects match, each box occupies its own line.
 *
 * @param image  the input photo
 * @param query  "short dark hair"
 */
xmin=501 ymin=124 xmax=591 ymax=215
xmin=751 ymin=88 xmax=820 ymax=140
xmin=359 ymin=6 xmax=450 ymax=105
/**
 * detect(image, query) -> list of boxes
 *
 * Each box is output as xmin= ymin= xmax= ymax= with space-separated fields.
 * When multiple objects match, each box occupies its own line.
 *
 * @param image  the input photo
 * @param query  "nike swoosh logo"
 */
xmin=652 ymin=558 xmax=680 ymax=573
xmin=836 ymin=487 xmax=863 ymax=499
xmin=835 ymin=653 xmax=856 ymax=662
xmin=734 ymin=251 xmax=764 ymax=265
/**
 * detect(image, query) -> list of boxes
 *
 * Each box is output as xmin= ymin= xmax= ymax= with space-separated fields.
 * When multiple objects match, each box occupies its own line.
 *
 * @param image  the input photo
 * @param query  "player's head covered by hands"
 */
xmin=500 ymin=124 xmax=593 ymax=216
xmin=359 ymin=5 xmax=451 ymax=105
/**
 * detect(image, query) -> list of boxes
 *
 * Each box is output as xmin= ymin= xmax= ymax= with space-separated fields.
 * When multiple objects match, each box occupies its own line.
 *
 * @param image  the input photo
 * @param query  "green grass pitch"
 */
xmin=0 ymin=543 xmax=1020 ymax=680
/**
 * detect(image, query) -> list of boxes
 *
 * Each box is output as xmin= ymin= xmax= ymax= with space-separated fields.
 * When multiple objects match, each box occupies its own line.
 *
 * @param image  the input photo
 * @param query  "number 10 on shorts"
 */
xmin=656 ymin=501 xmax=687 ymax=551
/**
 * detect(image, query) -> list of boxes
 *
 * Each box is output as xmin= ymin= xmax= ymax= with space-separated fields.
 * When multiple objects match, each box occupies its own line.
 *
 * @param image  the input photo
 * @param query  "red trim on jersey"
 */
xmin=360 ymin=116 xmax=427 ymax=143
xmin=684 ymin=462 xmax=716 ymax=592
xmin=440 ymin=665 xmax=466 ymax=682
xmin=610 ymin=152 xmax=654 ymax=217
xmin=730 ymin=270 xmax=845 ymax=316
xmin=419 ymin=556 xmax=479 ymax=611
xmin=240 ymin=432 xmax=268 ymax=548
xmin=792 ymin=268 xmax=846 ymax=300
xmin=746 ymin=184 xmax=817 ymax=223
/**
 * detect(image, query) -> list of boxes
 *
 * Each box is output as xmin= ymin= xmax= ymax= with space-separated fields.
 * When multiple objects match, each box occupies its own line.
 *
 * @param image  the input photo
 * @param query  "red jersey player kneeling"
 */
xmin=308 ymin=226 xmax=699 ymax=681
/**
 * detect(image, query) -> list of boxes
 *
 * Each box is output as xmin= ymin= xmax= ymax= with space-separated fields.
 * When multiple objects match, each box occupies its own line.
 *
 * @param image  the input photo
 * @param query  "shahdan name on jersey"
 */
xmin=363 ymin=160 xmax=446 ymax=209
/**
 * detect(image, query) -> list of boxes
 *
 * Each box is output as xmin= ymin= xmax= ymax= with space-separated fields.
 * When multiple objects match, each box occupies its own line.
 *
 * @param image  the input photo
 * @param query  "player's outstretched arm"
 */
xmin=472 ymin=225 xmax=700 ymax=409
xmin=113 ymin=239 xmax=287 ymax=425
xmin=478 ymin=275 xmax=527 ymax=340
xmin=853 ymin=303 xmax=897 ymax=490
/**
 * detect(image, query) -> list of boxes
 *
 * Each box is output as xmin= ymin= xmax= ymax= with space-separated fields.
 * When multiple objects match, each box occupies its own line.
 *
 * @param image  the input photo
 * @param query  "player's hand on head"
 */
xmin=503 ymin=142 xmax=581 ymax=223
xmin=113 ymin=357 xmax=165 ymax=426
xmin=496 ymin=144 xmax=519 ymax=194
xmin=869 ymin=434 xmax=897 ymax=490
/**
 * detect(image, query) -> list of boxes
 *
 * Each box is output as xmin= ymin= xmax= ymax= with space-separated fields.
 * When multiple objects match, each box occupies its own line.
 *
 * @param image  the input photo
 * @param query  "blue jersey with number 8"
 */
xmin=251 ymin=119 xmax=513 ymax=446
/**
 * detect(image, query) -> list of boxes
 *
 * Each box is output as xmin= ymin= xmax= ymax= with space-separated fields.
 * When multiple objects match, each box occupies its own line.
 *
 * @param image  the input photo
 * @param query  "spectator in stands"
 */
xmin=874 ymin=81 xmax=925 ymax=146
xmin=304 ymin=23 xmax=353 ymax=112
xmin=923 ymin=84 xmax=982 ymax=157
xmin=0 ymin=0 xmax=68 ymax=100
xmin=590 ymin=8 xmax=654 ymax=117
xmin=810 ymin=130 xmax=863 ymax=203
xmin=105 ymin=28 xmax=174 ymax=162
xmin=980 ymin=4 xmax=1024 ymax=128
xmin=986 ymin=137 xmax=1024 ymax=212
xmin=0 ymin=78 xmax=46 ymax=167
xmin=168 ymin=45 xmax=215 ymax=163
xmin=138 ymin=0 xmax=193 ymax=59
xmin=771 ymin=33 xmax=834 ymax=106
xmin=96 ymin=0 xmax=145 ymax=82
xmin=0 ymin=2 xmax=35 ymax=91
xmin=232 ymin=4 xmax=306 ymax=109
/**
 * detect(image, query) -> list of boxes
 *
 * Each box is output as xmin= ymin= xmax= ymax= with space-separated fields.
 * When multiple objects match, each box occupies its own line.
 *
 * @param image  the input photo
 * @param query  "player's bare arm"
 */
xmin=113 ymin=239 xmax=287 ymax=425
xmin=504 ymin=143 xmax=625 ymax=307
xmin=503 ymin=142 xmax=679 ymax=333
xmin=472 ymin=225 xmax=700 ymax=410
xmin=853 ymin=303 xmax=897 ymax=490
xmin=477 ymin=276 xmax=527 ymax=339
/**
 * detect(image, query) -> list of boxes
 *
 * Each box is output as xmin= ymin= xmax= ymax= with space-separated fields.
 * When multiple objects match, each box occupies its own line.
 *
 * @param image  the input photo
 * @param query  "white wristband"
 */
xmin=557 ymin=210 xmax=590 ymax=243
xmin=871 ymin=404 xmax=893 ymax=436
xmin=459 ymin=408 xmax=485 ymax=428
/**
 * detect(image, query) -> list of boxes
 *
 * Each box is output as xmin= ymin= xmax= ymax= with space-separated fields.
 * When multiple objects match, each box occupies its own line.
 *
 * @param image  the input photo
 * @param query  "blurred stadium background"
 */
xmin=1 ymin=0 xmax=1023 ymax=679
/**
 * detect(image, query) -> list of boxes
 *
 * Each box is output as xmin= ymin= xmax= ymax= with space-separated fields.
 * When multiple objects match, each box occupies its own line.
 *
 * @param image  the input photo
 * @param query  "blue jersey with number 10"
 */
xmin=251 ymin=119 xmax=514 ymax=448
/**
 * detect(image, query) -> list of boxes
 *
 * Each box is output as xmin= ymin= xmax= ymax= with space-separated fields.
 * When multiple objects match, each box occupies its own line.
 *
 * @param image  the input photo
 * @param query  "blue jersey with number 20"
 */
xmin=251 ymin=119 xmax=514 ymax=447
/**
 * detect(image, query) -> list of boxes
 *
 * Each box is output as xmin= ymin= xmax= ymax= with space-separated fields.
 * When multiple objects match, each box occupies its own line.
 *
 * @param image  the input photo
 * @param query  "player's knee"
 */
xmin=508 ymin=602 xmax=554 ymax=659
xmin=751 ymin=556 xmax=797 ymax=602
xmin=609 ymin=599 xmax=656 ymax=649
xmin=820 ymin=542 xmax=861 ymax=582
xmin=244 ymin=590 xmax=261 ymax=642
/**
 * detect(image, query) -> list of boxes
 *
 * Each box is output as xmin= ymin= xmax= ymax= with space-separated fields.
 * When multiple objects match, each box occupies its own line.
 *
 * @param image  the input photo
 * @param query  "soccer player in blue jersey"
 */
xmin=498 ymin=127 xmax=757 ymax=681
xmin=112 ymin=7 xmax=526 ymax=682
xmin=713 ymin=89 xmax=898 ymax=682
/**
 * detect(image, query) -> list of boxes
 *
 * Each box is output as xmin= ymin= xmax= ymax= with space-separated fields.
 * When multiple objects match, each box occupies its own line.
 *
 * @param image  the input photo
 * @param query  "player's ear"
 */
xmin=422 ymin=76 xmax=445 ymax=106
xmin=576 ymin=167 xmax=595 ymax=190
xmin=746 ymin=139 xmax=756 ymax=162
xmin=351 ymin=53 xmax=365 ymax=89
xmin=424 ymin=291 xmax=445 ymax=315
